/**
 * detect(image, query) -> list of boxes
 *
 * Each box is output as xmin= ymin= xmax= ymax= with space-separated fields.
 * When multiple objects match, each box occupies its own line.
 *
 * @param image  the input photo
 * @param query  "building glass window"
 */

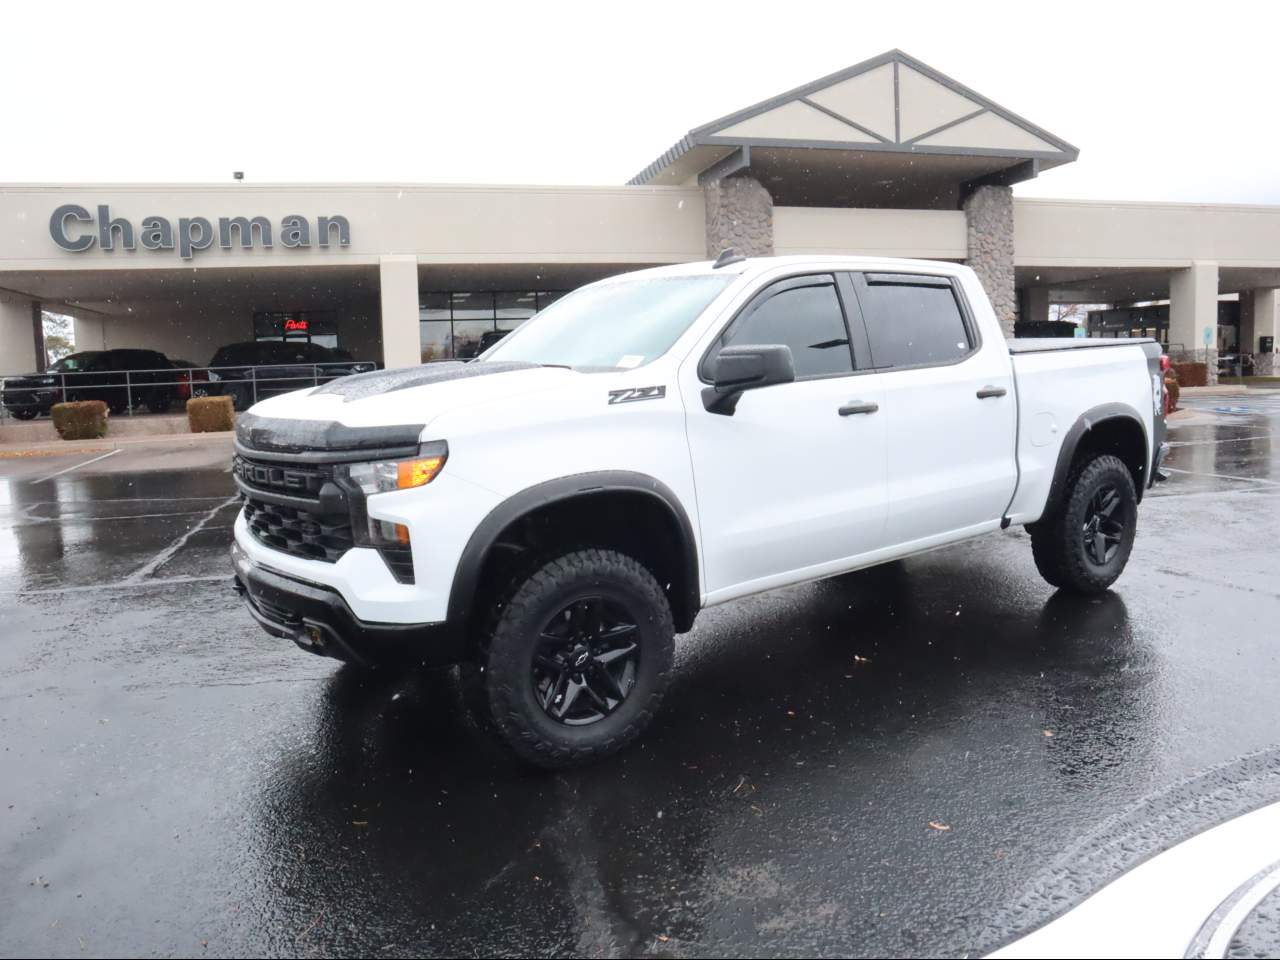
xmin=496 ymin=292 xmax=537 ymax=332
xmin=418 ymin=290 xmax=567 ymax=361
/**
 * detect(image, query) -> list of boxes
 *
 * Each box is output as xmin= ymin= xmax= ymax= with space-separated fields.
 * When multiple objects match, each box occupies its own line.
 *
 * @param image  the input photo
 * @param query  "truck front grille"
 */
xmin=242 ymin=496 xmax=354 ymax=563
xmin=234 ymin=452 xmax=414 ymax=582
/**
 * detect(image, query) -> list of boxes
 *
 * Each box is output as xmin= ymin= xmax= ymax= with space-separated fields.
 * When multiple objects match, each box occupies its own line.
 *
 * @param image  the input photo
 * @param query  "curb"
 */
xmin=0 ymin=430 xmax=234 ymax=458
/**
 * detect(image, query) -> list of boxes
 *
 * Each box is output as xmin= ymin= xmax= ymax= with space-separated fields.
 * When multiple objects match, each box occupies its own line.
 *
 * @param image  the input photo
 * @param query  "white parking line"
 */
xmin=2 ymin=574 xmax=229 ymax=596
xmin=1166 ymin=433 xmax=1273 ymax=447
xmin=123 ymin=495 xmax=239 ymax=584
xmin=28 ymin=448 xmax=122 ymax=484
xmin=1162 ymin=466 xmax=1280 ymax=486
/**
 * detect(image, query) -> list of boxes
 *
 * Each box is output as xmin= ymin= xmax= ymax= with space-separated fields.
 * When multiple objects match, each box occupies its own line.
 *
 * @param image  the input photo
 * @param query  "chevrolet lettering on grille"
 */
xmin=234 ymin=457 xmax=321 ymax=496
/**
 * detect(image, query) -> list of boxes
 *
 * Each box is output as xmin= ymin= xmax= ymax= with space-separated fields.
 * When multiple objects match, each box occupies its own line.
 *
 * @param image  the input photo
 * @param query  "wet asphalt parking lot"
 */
xmin=2 ymin=398 xmax=1279 ymax=959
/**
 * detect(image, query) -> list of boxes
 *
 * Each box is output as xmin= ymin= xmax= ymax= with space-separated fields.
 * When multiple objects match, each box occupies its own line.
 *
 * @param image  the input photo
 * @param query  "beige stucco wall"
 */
xmin=0 ymin=183 xmax=706 ymax=272
xmin=0 ymin=293 xmax=37 ymax=372
xmin=773 ymin=206 xmax=967 ymax=259
xmin=72 ymin=310 xmax=254 ymax=366
xmin=1013 ymin=198 xmax=1280 ymax=268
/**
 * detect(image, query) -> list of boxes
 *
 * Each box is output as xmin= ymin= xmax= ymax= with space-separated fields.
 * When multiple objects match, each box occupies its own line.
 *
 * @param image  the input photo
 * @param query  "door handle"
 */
xmin=976 ymin=386 xmax=1007 ymax=399
xmin=838 ymin=401 xmax=879 ymax=416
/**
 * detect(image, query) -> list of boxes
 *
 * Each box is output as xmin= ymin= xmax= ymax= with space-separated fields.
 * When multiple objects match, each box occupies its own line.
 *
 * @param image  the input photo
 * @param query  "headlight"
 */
xmin=334 ymin=441 xmax=447 ymax=550
xmin=38 ymin=376 xmax=58 ymax=386
xmin=339 ymin=449 xmax=447 ymax=496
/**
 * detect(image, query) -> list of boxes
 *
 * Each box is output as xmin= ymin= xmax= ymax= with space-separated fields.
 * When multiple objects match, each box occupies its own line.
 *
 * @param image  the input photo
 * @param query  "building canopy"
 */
xmin=630 ymin=50 xmax=1078 ymax=208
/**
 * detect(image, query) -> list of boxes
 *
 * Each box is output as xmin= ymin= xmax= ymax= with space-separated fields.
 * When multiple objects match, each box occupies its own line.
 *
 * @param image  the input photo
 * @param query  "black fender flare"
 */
xmin=446 ymin=470 xmax=702 ymax=633
xmin=1039 ymin=402 xmax=1150 ymax=518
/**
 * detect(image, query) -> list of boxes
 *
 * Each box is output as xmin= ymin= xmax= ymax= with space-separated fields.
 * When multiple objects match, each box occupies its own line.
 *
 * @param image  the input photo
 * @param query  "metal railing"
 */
xmin=0 ymin=360 xmax=377 ymax=421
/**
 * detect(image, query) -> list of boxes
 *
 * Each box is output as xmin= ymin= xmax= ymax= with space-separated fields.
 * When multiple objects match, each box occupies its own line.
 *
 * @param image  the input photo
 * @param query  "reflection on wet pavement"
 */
xmin=0 ymin=409 xmax=1278 ymax=957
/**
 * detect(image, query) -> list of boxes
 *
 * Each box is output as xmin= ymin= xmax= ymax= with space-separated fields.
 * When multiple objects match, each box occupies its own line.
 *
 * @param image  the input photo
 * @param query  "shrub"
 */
xmin=50 ymin=400 xmax=109 ymax=440
xmin=1170 ymin=361 xmax=1207 ymax=387
xmin=1164 ymin=374 xmax=1180 ymax=412
xmin=187 ymin=395 xmax=235 ymax=433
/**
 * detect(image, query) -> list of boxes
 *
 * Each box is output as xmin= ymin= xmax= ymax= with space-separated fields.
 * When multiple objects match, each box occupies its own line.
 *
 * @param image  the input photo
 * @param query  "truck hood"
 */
xmin=245 ymin=361 xmax=576 ymax=432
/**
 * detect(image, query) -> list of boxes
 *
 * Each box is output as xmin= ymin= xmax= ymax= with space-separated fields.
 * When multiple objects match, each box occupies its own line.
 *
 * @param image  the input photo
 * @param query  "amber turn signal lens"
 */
xmin=394 ymin=523 xmax=410 ymax=546
xmin=396 ymin=456 xmax=445 ymax=490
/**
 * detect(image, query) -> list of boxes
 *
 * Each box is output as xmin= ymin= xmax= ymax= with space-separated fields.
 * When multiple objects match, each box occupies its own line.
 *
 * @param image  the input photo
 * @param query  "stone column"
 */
xmin=0 ymin=294 xmax=40 ymax=374
xmin=1169 ymin=261 xmax=1219 ymax=384
xmin=1240 ymin=288 xmax=1279 ymax=375
xmin=378 ymin=255 xmax=422 ymax=370
xmin=703 ymin=175 xmax=773 ymax=258
xmin=963 ymin=185 xmax=1016 ymax=337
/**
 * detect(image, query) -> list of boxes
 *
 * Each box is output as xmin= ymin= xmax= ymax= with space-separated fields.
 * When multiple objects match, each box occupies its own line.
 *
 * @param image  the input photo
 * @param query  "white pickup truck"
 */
xmin=230 ymin=254 xmax=1167 ymax=767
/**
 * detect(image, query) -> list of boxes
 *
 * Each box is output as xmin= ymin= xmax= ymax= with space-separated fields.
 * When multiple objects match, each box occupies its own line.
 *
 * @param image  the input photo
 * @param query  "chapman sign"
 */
xmin=50 ymin=205 xmax=351 ymax=260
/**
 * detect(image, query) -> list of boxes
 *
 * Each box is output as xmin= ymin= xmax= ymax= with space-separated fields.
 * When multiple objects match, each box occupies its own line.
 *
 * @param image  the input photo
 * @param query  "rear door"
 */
xmin=848 ymin=271 xmax=1016 ymax=547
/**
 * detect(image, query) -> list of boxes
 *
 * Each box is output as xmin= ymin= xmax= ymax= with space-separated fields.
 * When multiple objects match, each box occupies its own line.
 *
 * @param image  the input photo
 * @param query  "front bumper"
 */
xmin=230 ymin=541 xmax=466 ymax=668
xmin=2 ymin=390 xmax=57 ymax=414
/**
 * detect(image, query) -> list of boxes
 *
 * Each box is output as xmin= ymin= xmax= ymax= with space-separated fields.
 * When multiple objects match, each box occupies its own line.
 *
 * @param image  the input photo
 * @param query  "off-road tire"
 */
xmin=476 ymin=548 xmax=675 ymax=769
xmin=1029 ymin=453 xmax=1137 ymax=595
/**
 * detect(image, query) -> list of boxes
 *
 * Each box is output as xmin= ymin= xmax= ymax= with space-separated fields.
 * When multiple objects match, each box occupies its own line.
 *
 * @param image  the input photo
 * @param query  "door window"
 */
xmin=855 ymin=274 xmax=974 ymax=369
xmin=708 ymin=275 xmax=854 ymax=379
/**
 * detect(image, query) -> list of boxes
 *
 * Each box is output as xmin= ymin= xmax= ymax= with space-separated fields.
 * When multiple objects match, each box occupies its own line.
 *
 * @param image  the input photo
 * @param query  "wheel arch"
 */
xmin=448 ymin=471 xmax=702 ymax=640
xmin=1042 ymin=403 xmax=1150 ymax=517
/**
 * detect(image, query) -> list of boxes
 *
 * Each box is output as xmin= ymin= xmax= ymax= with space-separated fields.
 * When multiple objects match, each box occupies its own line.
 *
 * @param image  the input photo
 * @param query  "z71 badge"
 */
xmin=608 ymin=386 xmax=666 ymax=405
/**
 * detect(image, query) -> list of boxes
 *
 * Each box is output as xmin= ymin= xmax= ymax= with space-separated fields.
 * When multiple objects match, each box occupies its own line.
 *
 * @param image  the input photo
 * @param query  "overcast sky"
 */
xmin=5 ymin=1 xmax=1277 ymax=204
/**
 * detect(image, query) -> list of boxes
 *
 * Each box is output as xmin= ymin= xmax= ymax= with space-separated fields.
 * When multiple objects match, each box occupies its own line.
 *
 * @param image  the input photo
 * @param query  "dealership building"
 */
xmin=2 ymin=49 xmax=1278 ymax=383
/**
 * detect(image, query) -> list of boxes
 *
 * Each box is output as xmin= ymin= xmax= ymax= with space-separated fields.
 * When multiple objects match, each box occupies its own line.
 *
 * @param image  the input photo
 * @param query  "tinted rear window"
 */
xmin=212 ymin=342 xmax=316 ymax=365
xmin=856 ymin=275 xmax=973 ymax=368
xmin=110 ymin=350 xmax=168 ymax=369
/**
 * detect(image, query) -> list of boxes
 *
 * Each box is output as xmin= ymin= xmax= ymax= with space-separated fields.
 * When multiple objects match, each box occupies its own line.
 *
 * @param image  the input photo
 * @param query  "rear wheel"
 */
xmin=476 ymin=548 xmax=675 ymax=768
xmin=145 ymin=391 xmax=172 ymax=414
xmin=8 ymin=408 xmax=38 ymax=421
xmin=1029 ymin=453 xmax=1137 ymax=594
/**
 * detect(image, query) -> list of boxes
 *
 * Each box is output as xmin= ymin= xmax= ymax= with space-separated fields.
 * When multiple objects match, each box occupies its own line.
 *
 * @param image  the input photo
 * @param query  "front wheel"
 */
xmin=1029 ymin=453 xmax=1138 ymax=595
xmin=477 ymin=549 xmax=675 ymax=769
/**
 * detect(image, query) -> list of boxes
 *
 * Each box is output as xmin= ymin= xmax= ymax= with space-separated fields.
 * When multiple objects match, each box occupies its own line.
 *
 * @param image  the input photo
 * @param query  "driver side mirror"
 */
xmin=701 ymin=344 xmax=796 ymax=415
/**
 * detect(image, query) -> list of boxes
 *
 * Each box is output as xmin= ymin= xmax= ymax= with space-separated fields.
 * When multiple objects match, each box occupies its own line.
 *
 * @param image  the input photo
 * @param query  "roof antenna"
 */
xmin=713 ymin=247 xmax=747 ymax=269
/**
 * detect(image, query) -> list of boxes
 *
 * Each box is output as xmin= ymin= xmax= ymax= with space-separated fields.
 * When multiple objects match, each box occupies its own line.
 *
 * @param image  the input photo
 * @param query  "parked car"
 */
xmin=230 ymin=255 xmax=1167 ymax=768
xmin=170 ymin=359 xmax=211 ymax=401
xmin=2 ymin=348 xmax=179 ymax=419
xmin=207 ymin=341 xmax=376 ymax=410
xmin=1217 ymin=353 xmax=1254 ymax=377
xmin=457 ymin=329 xmax=511 ymax=359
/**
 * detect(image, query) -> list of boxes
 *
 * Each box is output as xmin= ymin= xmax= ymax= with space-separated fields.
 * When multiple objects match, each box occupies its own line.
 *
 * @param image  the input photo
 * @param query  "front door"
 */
xmin=682 ymin=273 xmax=889 ymax=603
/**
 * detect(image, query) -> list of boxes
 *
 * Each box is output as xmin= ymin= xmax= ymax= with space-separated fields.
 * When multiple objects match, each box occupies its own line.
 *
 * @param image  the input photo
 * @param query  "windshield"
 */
xmin=480 ymin=275 xmax=733 ymax=369
xmin=50 ymin=352 xmax=103 ymax=373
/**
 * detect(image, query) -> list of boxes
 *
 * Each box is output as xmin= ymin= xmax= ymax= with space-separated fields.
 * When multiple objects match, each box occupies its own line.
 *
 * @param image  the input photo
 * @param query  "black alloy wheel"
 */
xmin=475 ymin=548 xmax=675 ymax=768
xmin=1081 ymin=483 xmax=1126 ymax=566
xmin=532 ymin=596 xmax=640 ymax=726
xmin=1029 ymin=453 xmax=1137 ymax=594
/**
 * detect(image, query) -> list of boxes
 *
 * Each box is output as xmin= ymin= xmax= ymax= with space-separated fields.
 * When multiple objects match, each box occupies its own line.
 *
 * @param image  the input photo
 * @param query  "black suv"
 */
xmin=208 ymin=341 xmax=376 ymax=410
xmin=2 ymin=348 xmax=179 ymax=419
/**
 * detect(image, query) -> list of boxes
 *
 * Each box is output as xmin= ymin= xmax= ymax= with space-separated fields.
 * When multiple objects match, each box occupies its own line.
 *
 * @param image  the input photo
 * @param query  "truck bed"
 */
xmin=1008 ymin=337 xmax=1158 ymax=354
